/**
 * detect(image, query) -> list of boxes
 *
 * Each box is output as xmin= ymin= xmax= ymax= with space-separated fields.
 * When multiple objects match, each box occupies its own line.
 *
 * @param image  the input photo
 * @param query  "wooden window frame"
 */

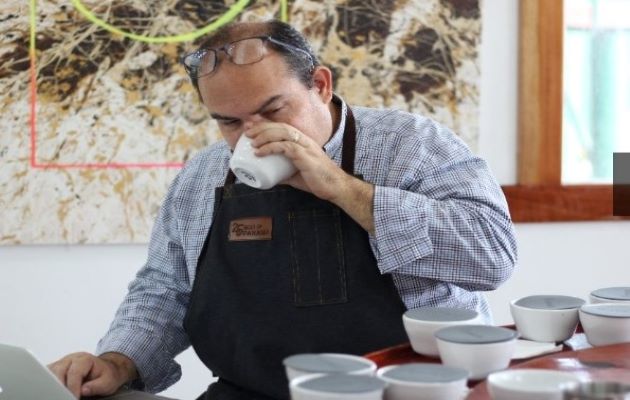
xmin=502 ymin=0 xmax=626 ymax=222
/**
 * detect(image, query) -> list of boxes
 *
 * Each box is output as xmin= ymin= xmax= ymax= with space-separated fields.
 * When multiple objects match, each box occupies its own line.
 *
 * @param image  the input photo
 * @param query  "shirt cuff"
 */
xmin=372 ymin=185 xmax=434 ymax=273
xmin=96 ymin=328 xmax=182 ymax=394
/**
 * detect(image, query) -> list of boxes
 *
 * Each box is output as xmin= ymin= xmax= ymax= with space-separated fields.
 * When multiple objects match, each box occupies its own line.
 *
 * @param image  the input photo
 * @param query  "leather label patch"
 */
xmin=229 ymin=217 xmax=272 ymax=241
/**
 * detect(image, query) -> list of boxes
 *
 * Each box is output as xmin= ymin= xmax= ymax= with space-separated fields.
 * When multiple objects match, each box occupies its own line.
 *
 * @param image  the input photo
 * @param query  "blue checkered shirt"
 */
xmin=96 ymin=98 xmax=518 ymax=393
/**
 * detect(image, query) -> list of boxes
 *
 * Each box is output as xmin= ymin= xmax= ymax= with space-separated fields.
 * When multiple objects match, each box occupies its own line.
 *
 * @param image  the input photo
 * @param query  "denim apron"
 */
xmin=183 ymin=101 xmax=408 ymax=399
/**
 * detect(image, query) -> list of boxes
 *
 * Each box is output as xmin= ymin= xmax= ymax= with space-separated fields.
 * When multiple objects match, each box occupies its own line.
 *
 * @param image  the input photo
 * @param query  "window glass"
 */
xmin=563 ymin=0 xmax=630 ymax=183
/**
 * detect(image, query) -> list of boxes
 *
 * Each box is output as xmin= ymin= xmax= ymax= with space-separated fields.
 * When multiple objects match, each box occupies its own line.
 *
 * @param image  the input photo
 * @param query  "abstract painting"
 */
xmin=0 ymin=0 xmax=481 ymax=244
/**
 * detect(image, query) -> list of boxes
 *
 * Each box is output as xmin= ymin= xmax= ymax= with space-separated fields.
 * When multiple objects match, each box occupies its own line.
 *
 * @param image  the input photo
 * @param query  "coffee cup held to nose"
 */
xmin=229 ymin=134 xmax=297 ymax=190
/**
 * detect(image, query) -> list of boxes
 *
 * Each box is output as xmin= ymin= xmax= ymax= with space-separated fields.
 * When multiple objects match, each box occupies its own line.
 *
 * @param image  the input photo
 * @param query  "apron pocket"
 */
xmin=288 ymin=208 xmax=348 ymax=307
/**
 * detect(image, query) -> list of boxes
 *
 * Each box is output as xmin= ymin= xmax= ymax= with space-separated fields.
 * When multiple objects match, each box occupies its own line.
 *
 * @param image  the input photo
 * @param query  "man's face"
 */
xmin=197 ymin=50 xmax=332 ymax=150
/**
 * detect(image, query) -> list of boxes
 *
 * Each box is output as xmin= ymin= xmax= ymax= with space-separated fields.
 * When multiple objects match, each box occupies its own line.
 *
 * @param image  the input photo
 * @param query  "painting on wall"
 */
xmin=0 ymin=0 xmax=481 ymax=244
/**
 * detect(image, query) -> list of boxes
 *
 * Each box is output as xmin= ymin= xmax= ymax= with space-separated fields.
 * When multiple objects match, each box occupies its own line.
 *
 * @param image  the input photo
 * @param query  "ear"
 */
xmin=311 ymin=66 xmax=334 ymax=103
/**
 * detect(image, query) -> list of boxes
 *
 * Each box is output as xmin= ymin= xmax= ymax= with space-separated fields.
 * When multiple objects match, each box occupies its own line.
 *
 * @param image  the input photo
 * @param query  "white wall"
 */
xmin=1 ymin=0 xmax=629 ymax=399
xmin=478 ymin=0 xmax=518 ymax=183
xmin=0 ymin=245 xmax=214 ymax=399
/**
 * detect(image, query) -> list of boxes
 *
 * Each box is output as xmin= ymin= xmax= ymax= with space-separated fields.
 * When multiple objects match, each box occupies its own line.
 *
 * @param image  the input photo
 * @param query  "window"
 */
xmin=563 ymin=0 xmax=630 ymax=183
xmin=502 ymin=0 xmax=628 ymax=222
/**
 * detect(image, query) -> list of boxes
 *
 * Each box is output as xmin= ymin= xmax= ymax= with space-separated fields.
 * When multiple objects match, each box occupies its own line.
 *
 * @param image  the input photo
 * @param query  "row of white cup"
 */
xmin=284 ymin=353 xmax=468 ymax=400
xmin=403 ymin=307 xmax=521 ymax=379
xmin=286 ymin=353 xmax=630 ymax=400
xmin=286 ymin=287 xmax=630 ymax=399
xmin=510 ymin=293 xmax=630 ymax=346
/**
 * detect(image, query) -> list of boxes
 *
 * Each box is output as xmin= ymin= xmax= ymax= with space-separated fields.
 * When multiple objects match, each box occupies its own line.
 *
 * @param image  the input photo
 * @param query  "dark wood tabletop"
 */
xmin=364 ymin=335 xmax=630 ymax=400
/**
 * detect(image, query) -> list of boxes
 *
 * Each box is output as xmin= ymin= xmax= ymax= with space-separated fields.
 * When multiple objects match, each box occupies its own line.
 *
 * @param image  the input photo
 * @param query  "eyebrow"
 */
xmin=210 ymin=95 xmax=283 ymax=121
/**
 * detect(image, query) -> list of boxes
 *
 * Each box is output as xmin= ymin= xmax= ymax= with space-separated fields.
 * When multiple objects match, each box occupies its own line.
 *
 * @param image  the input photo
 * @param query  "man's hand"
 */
xmin=246 ymin=123 xmax=376 ymax=234
xmin=245 ymin=123 xmax=350 ymax=202
xmin=48 ymin=352 xmax=138 ymax=399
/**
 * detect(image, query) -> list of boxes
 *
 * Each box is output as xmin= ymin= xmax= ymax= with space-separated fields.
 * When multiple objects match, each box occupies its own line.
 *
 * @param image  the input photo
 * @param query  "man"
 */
xmin=49 ymin=20 xmax=517 ymax=400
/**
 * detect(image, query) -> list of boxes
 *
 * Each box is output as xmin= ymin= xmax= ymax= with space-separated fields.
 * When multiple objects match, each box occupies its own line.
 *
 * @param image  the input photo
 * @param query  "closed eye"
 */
xmin=218 ymin=119 xmax=240 ymax=127
xmin=265 ymin=107 xmax=283 ymax=117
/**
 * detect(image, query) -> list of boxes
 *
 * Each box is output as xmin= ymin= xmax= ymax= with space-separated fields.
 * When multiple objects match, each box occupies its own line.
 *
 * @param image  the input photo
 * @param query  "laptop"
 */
xmin=0 ymin=343 xmax=176 ymax=400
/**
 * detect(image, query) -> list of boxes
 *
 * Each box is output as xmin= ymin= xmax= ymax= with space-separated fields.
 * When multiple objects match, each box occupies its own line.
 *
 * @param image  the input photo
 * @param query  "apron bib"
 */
xmin=184 ymin=102 xmax=407 ymax=399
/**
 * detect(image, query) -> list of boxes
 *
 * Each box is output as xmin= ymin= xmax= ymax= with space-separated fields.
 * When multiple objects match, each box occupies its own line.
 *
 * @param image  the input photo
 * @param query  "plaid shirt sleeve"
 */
xmin=94 ymin=144 xmax=227 ymax=393
xmin=361 ymin=109 xmax=517 ymax=292
xmin=96 ymin=166 xmax=196 ymax=393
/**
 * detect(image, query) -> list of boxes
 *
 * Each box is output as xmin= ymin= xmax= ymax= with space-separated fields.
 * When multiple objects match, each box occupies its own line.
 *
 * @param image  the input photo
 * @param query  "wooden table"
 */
xmin=364 ymin=339 xmax=630 ymax=400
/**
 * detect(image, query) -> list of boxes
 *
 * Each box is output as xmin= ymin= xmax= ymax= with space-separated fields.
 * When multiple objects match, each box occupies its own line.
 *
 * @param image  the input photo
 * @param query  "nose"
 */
xmin=242 ymin=114 xmax=265 ymax=130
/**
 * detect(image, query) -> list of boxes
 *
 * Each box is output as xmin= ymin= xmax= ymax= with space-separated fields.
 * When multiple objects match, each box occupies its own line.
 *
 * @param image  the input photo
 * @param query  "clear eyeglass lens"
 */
xmin=186 ymin=37 xmax=268 ymax=77
xmin=198 ymin=50 xmax=216 ymax=77
xmin=229 ymin=38 xmax=265 ymax=65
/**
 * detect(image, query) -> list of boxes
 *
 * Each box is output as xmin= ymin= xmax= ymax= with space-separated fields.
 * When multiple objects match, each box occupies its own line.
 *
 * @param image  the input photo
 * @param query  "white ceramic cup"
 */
xmin=284 ymin=353 xmax=377 ymax=382
xmin=488 ymin=369 xmax=581 ymax=400
xmin=435 ymin=325 xmax=519 ymax=380
xmin=579 ymin=303 xmax=630 ymax=346
xmin=402 ymin=307 xmax=483 ymax=357
xmin=589 ymin=287 xmax=630 ymax=304
xmin=510 ymin=295 xmax=584 ymax=343
xmin=377 ymin=363 xmax=469 ymax=400
xmin=229 ymin=134 xmax=297 ymax=190
xmin=289 ymin=373 xmax=385 ymax=400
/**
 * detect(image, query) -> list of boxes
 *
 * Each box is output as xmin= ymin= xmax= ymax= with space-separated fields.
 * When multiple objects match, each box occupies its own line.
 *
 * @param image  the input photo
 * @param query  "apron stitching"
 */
xmin=288 ymin=212 xmax=301 ymax=304
xmin=335 ymin=212 xmax=348 ymax=300
xmin=313 ymin=209 xmax=323 ymax=305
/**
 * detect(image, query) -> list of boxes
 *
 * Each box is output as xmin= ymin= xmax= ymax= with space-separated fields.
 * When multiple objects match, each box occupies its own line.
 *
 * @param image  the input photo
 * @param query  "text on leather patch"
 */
xmin=229 ymin=217 xmax=272 ymax=241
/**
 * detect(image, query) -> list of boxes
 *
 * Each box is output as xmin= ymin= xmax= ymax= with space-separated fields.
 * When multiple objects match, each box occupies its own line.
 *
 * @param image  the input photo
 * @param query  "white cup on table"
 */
xmin=289 ymin=373 xmax=385 ymax=400
xmin=283 ymin=353 xmax=377 ymax=381
xmin=377 ymin=363 xmax=469 ymax=400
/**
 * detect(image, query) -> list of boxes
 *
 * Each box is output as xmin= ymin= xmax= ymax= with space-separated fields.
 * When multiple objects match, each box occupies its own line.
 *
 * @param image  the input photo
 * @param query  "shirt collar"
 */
xmin=323 ymin=94 xmax=348 ymax=163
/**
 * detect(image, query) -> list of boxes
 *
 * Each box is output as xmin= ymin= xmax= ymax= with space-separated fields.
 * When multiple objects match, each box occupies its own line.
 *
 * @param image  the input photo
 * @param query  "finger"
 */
xmin=282 ymin=174 xmax=307 ymax=191
xmin=289 ymin=130 xmax=301 ymax=145
xmin=254 ymin=139 xmax=304 ymax=158
xmin=66 ymin=358 xmax=92 ymax=399
xmin=248 ymin=125 xmax=307 ymax=148
xmin=48 ymin=360 xmax=72 ymax=386
xmin=82 ymin=374 xmax=119 ymax=398
xmin=244 ymin=124 xmax=286 ymax=141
